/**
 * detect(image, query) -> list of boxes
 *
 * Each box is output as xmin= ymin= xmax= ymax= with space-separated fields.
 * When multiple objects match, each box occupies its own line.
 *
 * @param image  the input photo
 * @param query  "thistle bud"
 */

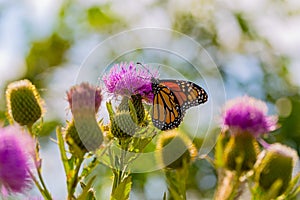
xmin=223 ymin=131 xmax=260 ymax=171
xmin=67 ymin=82 xmax=102 ymax=114
xmin=66 ymin=83 xmax=103 ymax=151
xmin=117 ymin=95 xmax=145 ymax=125
xmin=65 ymin=120 xmax=88 ymax=154
xmin=6 ymin=79 xmax=43 ymax=126
xmin=254 ymin=143 xmax=298 ymax=196
xmin=67 ymin=117 xmax=103 ymax=152
xmin=156 ymin=130 xmax=197 ymax=169
xmin=111 ymin=112 xmax=139 ymax=139
xmin=117 ymin=96 xmax=130 ymax=112
xmin=130 ymin=94 xmax=145 ymax=124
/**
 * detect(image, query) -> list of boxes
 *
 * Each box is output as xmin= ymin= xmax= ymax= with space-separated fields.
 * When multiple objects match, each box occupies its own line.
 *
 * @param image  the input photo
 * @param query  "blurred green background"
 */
xmin=0 ymin=0 xmax=300 ymax=199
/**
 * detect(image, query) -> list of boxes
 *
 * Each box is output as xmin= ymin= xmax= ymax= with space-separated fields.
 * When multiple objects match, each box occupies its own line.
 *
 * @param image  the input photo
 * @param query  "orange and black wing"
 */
xmin=160 ymin=80 xmax=208 ymax=115
xmin=151 ymin=82 xmax=183 ymax=130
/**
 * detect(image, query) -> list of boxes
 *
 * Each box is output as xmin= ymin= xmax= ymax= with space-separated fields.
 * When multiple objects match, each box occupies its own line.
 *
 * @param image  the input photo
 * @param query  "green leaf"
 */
xmin=25 ymin=33 xmax=71 ymax=88
xmin=129 ymin=126 xmax=156 ymax=153
xmin=106 ymin=101 xmax=115 ymax=121
xmin=264 ymin=179 xmax=282 ymax=200
xmin=56 ymin=126 xmax=70 ymax=173
xmin=165 ymin=168 xmax=188 ymax=200
xmin=111 ymin=176 xmax=132 ymax=200
xmin=33 ymin=120 xmax=60 ymax=137
xmin=168 ymin=186 xmax=183 ymax=200
xmin=87 ymin=6 xmax=121 ymax=30
xmin=128 ymin=100 xmax=138 ymax=124
xmin=283 ymin=173 xmax=300 ymax=199
xmin=79 ymin=157 xmax=99 ymax=180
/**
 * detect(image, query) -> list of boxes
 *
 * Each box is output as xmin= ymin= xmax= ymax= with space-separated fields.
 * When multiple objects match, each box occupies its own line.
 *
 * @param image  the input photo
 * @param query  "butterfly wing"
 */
xmin=152 ymin=81 xmax=183 ymax=130
xmin=160 ymin=80 xmax=208 ymax=115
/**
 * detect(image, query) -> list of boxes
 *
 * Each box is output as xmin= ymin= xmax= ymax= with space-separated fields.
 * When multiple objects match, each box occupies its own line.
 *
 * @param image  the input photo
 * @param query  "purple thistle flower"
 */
xmin=222 ymin=96 xmax=277 ymax=137
xmin=67 ymin=82 xmax=102 ymax=114
xmin=103 ymin=62 xmax=158 ymax=102
xmin=0 ymin=126 xmax=35 ymax=194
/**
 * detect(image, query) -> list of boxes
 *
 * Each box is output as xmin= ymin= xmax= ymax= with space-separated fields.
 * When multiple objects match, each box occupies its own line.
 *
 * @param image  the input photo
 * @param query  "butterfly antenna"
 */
xmin=136 ymin=62 xmax=154 ymax=77
xmin=136 ymin=62 xmax=147 ymax=70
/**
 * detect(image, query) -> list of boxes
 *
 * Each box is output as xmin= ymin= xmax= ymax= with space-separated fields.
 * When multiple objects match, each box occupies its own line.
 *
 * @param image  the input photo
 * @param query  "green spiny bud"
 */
xmin=117 ymin=96 xmax=130 ymax=112
xmin=65 ymin=120 xmax=88 ymax=154
xmin=254 ymin=143 xmax=298 ymax=196
xmin=111 ymin=111 xmax=139 ymax=139
xmin=130 ymin=94 xmax=145 ymax=124
xmin=73 ymin=117 xmax=103 ymax=152
xmin=156 ymin=130 xmax=197 ymax=169
xmin=117 ymin=95 xmax=145 ymax=125
xmin=6 ymin=79 xmax=43 ymax=126
xmin=66 ymin=83 xmax=103 ymax=151
xmin=223 ymin=131 xmax=260 ymax=172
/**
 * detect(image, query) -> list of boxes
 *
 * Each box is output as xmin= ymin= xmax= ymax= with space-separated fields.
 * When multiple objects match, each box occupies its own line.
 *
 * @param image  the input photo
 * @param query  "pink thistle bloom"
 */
xmin=222 ymin=96 xmax=277 ymax=137
xmin=0 ymin=126 xmax=36 ymax=194
xmin=67 ymin=82 xmax=102 ymax=114
xmin=103 ymin=62 xmax=158 ymax=102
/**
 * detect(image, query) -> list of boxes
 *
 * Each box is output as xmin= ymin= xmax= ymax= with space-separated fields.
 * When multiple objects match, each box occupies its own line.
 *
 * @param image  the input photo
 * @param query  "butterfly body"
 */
xmin=151 ymin=78 xmax=208 ymax=130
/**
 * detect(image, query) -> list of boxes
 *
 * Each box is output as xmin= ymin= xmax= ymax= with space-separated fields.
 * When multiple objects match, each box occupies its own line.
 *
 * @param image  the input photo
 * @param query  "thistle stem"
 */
xmin=29 ymin=170 xmax=52 ymax=200
xmin=67 ymin=157 xmax=84 ymax=200
xmin=111 ymin=139 xmax=130 ymax=194
xmin=36 ymin=167 xmax=53 ymax=199
xmin=27 ymin=124 xmax=53 ymax=200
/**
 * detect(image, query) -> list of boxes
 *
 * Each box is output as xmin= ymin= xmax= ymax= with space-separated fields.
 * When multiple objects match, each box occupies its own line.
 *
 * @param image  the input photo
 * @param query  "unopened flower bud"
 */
xmin=117 ymin=95 xmax=145 ymax=125
xmin=130 ymin=94 xmax=145 ymax=124
xmin=65 ymin=120 xmax=88 ymax=154
xmin=254 ymin=143 xmax=298 ymax=196
xmin=111 ymin=112 xmax=139 ymax=139
xmin=156 ymin=130 xmax=197 ymax=169
xmin=66 ymin=83 xmax=103 ymax=151
xmin=223 ymin=131 xmax=260 ymax=171
xmin=6 ymin=79 xmax=43 ymax=126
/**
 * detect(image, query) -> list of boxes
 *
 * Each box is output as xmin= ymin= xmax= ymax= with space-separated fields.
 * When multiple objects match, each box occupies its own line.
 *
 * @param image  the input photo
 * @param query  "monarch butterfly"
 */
xmin=151 ymin=78 xmax=208 ymax=130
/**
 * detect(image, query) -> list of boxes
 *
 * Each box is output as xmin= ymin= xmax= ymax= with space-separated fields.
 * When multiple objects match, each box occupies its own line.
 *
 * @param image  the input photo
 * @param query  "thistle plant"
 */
xmin=156 ymin=130 xmax=198 ymax=200
xmin=214 ymin=96 xmax=300 ymax=200
xmin=66 ymin=82 xmax=103 ymax=153
xmin=4 ymin=79 xmax=52 ymax=199
xmin=252 ymin=143 xmax=299 ymax=199
xmin=102 ymin=62 xmax=159 ymax=199
xmin=61 ymin=82 xmax=103 ymax=200
xmin=0 ymin=66 xmax=299 ymax=200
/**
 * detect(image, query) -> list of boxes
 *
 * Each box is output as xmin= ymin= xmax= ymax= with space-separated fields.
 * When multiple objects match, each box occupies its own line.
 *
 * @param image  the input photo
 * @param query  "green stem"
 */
xmin=56 ymin=127 xmax=69 ymax=175
xmin=27 ymin=124 xmax=53 ymax=199
xmin=29 ymin=170 xmax=52 ymax=200
xmin=37 ymin=168 xmax=53 ymax=199
xmin=165 ymin=169 xmax=187 ymax=200
xmin=67 ymin=157 xmax=84 ymax=200
xmin=109 ymin=146 xmax=118 ymax=194
xmin=111 ymin=139 xmax=130 ymax=195
xmin=118 ymin=146 xmax=126 ymax=183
